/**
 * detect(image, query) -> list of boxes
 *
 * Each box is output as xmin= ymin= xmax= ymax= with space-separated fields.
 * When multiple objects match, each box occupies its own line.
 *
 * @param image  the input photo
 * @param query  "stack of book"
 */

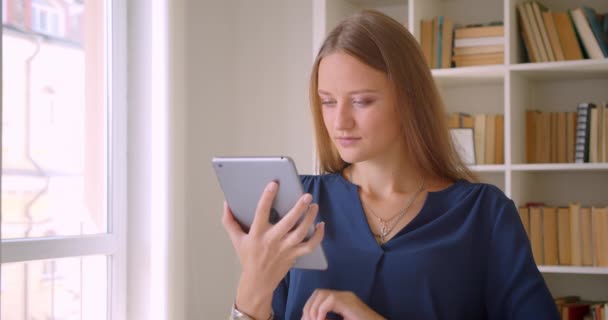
xmin=526 ymin=103 xmax=608 ymax=164
xmin=420 ymin=16 xmax=454 ymax=69
xmin=518 ymin=203 xmax=608 ymax=268
xmin=517 ymin=1 xmax=608 ymax=62
xmin=447 ymin=112 xmax=504 ymax=164
xmin=554 ymin=296 xmax=607 ymax=320
xmin=452 ymin=24 xmax=505 ymax=67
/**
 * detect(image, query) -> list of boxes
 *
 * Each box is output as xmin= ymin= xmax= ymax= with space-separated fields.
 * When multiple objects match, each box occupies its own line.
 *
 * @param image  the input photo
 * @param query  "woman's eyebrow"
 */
xmin=318 ymin=89 xmax=378 ymax=95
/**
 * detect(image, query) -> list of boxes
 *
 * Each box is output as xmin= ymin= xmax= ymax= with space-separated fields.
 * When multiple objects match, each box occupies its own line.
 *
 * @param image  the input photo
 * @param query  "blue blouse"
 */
xmin=271 ymin=173 xmax=559 ymax=319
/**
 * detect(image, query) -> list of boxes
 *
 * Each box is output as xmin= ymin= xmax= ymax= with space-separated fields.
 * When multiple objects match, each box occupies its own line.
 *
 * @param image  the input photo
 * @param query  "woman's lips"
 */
xmin=336 ymin=137 xmax=361 ymax=147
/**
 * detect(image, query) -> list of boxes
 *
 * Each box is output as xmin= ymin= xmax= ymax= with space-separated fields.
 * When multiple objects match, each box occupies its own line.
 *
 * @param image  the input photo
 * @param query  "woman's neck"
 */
xmin=347 ymin=158 xmax=424 ymax=198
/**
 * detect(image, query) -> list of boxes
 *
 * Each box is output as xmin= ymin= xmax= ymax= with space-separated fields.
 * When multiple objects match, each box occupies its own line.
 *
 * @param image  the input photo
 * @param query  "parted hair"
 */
xmin=309 ymin=9 xmax=476 ymax=182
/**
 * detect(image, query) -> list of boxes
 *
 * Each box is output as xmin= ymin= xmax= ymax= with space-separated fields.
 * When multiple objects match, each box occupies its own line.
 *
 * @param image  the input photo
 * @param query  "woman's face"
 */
xmin=317 ymin=52 xmax=403 ymax=164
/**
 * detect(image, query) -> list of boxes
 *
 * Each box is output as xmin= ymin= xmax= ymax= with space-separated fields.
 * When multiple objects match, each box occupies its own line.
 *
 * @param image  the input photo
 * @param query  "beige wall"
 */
xmin=184 ymin=1 xmax=313 ymax=318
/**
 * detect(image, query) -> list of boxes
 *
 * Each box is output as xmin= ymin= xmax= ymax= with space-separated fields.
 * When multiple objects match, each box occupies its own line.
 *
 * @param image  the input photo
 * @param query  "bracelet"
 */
xmin=230 ymin=303 xmax=273 ymax=320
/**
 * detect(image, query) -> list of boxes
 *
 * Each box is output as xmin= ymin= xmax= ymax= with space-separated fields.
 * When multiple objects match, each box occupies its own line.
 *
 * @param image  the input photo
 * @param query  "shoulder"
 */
xmin=299 ymin=173 xmax=346 ymax=189
xmin=429 ymin=179 xmax=515 ymax=221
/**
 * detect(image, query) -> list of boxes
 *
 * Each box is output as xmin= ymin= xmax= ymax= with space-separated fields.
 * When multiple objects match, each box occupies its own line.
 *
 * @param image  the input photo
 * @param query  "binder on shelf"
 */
xmin=575 ymin=103 xmax=594 ymax=163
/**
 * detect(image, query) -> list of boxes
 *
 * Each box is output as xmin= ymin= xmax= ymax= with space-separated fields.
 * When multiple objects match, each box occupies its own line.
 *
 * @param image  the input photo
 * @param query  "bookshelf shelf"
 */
xmin=313 ymin=0 xmax=608 ymax=302
xmin=432 ymin=65 xmax=505 ymax=86
xmin=511 ymin=163 xmax=608 ymax=172
xmin=509 ymin=59 xmax=608 ymax=79
xmin=469 ymin=164 xmax=506 ymax=172
xmin=538 ymin=266 xmax=608 ymax=275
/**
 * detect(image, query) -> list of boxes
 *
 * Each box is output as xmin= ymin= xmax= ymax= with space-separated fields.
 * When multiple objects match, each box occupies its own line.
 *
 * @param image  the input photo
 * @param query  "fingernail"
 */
xmin=267 ymin=182 xmax=277 ymax=192
xmin=317 ymin=221 xmax=325 ymax=229
xmin=302 ymin=193 xmax=312 ymax=204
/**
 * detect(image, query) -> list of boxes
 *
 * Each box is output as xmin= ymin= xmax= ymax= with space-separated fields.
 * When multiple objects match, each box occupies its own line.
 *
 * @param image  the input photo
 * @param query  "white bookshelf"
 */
xmin=313 ymin=0 xmax=608 ymax=302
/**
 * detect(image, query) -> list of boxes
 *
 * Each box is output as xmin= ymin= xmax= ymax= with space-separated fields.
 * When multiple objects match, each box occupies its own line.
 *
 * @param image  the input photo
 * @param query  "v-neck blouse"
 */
xmin=271 ymin=173 xmax=559 ymax=320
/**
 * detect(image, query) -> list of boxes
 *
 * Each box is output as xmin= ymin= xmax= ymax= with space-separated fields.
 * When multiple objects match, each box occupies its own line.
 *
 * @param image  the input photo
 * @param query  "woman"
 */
xmin=222 ymin=9 xmax=559 ymax=320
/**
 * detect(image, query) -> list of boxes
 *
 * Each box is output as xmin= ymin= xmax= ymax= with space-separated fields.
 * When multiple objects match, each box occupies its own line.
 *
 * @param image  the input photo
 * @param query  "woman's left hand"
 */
xmin=301 ymin=289 xmax=385 ymax=320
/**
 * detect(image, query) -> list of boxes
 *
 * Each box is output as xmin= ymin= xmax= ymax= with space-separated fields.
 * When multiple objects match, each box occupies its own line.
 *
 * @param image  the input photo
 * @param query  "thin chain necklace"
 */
xmin=350 ymin=169 xmax=425 ymax=245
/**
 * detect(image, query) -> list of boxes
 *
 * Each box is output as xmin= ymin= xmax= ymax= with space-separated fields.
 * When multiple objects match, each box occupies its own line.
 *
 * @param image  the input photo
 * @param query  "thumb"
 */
xmin=222 ymin=201 xmax=244 ymax=247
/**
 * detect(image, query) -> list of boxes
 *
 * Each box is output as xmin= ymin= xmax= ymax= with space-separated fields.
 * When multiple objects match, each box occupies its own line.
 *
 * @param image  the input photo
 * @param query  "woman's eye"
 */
xmin=353 ymin=99 xmax=373 ymax=107
xmin=321 ymin=99 xmax=336 ymax=106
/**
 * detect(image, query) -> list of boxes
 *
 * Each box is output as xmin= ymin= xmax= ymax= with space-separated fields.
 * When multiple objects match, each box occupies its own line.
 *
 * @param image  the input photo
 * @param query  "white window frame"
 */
xmin=2 ymin=0 xmax=7 ymax=24
xmin=1 ymin=0 xmax=128 ymax=319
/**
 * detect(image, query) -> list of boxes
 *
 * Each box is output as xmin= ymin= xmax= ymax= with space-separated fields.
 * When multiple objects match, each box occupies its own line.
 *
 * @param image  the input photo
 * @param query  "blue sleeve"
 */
xmin=272 ymin=273 xmax=289 ymax=320
xmin=485 ymin=200 xmax=559 ymax=319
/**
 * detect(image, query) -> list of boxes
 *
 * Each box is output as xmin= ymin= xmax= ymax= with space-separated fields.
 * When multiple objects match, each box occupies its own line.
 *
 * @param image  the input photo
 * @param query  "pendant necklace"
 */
xmin=350 ymin=169 xmax=425 ymax=244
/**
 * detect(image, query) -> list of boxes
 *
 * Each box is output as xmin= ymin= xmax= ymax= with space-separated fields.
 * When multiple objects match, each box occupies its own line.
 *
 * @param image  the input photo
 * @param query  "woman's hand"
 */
xmin=301 ymin=289 xmax=385 ymax=320
xmin=222 ymin=181 xmax=325 ymax=320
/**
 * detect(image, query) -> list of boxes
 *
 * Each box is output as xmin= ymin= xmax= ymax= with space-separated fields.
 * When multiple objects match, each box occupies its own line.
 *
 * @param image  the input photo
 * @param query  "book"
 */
xmin=474 ymin=114 xmax=486 ymax=164
xmin=526 ymin=2 xmax=549 ymax=61
xmin=590 ymin=107 xmax=599 ymax=162
xmin=441 ymin=17 xmax=454 ymax=69
xmin=453 ymin=44 xmax=504 ymax=55
xmin=569 ymin=202 xmax=582 ymax=266
xmin=543 ymin=10 xmax=566 ymax=61
xmin=543 ymin=207 xmax=559 ymax=265
xmin=421 ymin=20 xmax=434 ymax=67
xmin=533 ymin=2 xmax=556 ymax=61
xmin=517 ymin=3 xmax=540 ymax=62
xmin=598 ymin=103 xmax=605 ymax=163
xmin=567 ymin=112 xmax=576 ymax=163
xmin=530 ymin=205 xmax=544 ymax=265
xmin=454 ymin=25 xmax=504 ymax=38
xmin=592 ymin=207 xmax=608 ymax=267
xmin=557 ymin=112 xmax=567 ymax=163
xmin=551 ymin=112 xmax=558 ymax=163
xmin=495 ymin=114 xmax=504 ymax=164
xmin=581 ymin=6 xmax=608 ymax=57
xmin=454 ymin=36 xmax=505 ymax=47
xmin=605 ymin=103 xmax=608 ymax=162
xmin=557 ymin=207 xmax=571 ymax=265
xmin=485 ymin=114 xmax=496 ymax=165
xmin=432 ymin=16 xmax=441 ymax=69
xmin=452 ymin=53 xmax=504 ymax=67
xmin=553 ymin=11 xmax=584 ymax=60
xmin=580 ymin=207 xmax=593 ymax=266
xmin=570 ymin=8 xmax=605 ymax=59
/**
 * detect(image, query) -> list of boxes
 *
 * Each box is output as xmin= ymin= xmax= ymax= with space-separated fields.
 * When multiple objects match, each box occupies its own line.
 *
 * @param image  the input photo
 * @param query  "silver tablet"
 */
xmin=212 ymin=156 xmax=328 ymax=270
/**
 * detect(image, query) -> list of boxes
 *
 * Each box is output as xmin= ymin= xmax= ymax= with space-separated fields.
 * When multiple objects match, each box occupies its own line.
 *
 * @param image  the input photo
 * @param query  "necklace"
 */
xmin=350 ymin=169 xmax=425 ymax=244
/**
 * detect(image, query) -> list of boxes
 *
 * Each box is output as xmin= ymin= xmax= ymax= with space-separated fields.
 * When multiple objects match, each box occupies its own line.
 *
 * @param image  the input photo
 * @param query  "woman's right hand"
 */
xmin=222 ymin=181 xmax=325 ymax=320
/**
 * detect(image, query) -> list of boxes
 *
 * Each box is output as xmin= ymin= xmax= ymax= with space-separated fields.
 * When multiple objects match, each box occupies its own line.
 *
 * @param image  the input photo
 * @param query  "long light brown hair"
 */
xmin=310 ymin=9 xmax=476 ymax=182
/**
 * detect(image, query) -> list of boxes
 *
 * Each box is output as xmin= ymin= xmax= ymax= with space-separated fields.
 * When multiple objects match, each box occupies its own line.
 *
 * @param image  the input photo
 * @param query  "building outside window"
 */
xmin=1 ymin=0 xmax=126 ymax=319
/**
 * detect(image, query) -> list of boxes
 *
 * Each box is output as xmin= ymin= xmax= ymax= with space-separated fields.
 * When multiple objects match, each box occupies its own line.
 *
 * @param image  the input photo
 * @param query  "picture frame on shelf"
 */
xmin=450 ymin=128 xmax=476 ymax=165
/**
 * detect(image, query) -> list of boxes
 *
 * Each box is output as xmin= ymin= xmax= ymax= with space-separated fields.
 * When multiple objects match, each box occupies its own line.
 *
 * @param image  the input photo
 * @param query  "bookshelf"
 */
xmin=313 ymin=0 xmax=608 ymax=302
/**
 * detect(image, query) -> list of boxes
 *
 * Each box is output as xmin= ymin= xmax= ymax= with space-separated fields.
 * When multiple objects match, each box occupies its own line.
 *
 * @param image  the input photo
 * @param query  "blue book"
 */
xmin=581 ymin=6 xmax=608 ymax=57
xmin=437 ymin=16 xmax=444 ymax=68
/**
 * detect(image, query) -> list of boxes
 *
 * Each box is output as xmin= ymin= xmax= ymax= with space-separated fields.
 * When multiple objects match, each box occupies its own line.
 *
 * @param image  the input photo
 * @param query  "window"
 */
xmin=1 ymin=0 xmax=126 ymax=319
xmin=31 ymin=0 xmax=64 ymax=37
